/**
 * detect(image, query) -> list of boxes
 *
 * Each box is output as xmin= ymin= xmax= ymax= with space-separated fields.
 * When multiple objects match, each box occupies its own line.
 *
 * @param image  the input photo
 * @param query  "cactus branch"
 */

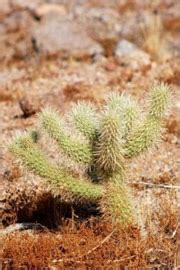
xmin=102 ymin=173 xmax=134 ymax=226
xmin=124 ymin=117 xmax=161 ymax=158
xmin=147 ymin=83 xmax=170 ymax=118
xmin=40 ymin=109 xmax=92 ymax=164
xmin=107 ymin=93 xmax=140 ymax=138
xmin=10 ymin=135 xmax=103 ymax=201
xmin=125 ymin=83 xmax=170 ymax=158
xmin=95 ymin=111 xmax=124 ymax=176
xmin=69 ymin=101 xmax=98 ymax=140
xmin=9 ymin=83 xmax=171 ymax=227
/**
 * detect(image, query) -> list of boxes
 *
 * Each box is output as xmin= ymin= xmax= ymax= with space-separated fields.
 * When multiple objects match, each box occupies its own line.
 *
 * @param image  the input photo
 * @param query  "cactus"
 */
xmin=10 ymin=83 xmax=171 ymax=227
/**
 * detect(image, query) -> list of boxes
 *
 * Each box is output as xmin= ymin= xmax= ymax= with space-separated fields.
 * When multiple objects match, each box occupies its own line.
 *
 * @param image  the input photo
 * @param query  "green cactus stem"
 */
xmin=102 ymin=173 xmax=134 ymax=225
xmin=107 ymin=93 xmax=140 ymax=139
xmin=95 ymin=110 xmax=124 ymax=176
xmin=10 ymin=135 xmax=103 ymax=201
xmin=124 ymin=83 xmax=170 ymax=158
xmin=69 ymin=101 xmax=98 ymax=140
xmin=10 ymin=83 xmax=171 ymax=227
xmin=40 ymin=109 xmax=92 ymax=164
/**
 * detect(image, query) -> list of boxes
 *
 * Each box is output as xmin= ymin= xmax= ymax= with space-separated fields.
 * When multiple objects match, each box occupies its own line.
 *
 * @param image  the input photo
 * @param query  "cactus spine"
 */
xmin=10 ymin=83 xmax=171 ymax=226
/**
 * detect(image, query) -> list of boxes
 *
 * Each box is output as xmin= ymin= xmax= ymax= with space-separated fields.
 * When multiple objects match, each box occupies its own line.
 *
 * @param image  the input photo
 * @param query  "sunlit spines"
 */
xmin=69 ymin=101 xmax=98 ymax=140
xmin=125 ymin=83 xmax=171 ymax=158
xmin=9 ymin=84 xmax=171 ymax=228
xmin=101 ymin=173 xmax=134 ymax=226
xmin=106 ymin=93 xmax=140 ymax=138
xmin=40 ymin=108 xmax=92 ymax=165
xmin=147 ymin=83 xmax=171 ymax=118
xmin=124 ymin=116 xmax=161 ymax=158
xmin=9 ymin=134 xmax=104 ymax=201
xmin=95 ymin=110 xmax=124 ymax=176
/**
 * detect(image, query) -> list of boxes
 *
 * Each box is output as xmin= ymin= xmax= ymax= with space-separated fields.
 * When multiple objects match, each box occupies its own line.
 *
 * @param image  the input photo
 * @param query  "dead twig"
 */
xmin=80 ymin=228 xmax=115 ymax=258
xmin=131 ymin=181 xmax=180 ymax=190
xmin=165 ymin=222 xmax=179 ymax=239
xmin=105 ymin=255 xmax=136 ymax=264
xmin=0 ymin=223 xmax=49 ymax=236
xmin=52 ymin=229 xmax=115 ymax=264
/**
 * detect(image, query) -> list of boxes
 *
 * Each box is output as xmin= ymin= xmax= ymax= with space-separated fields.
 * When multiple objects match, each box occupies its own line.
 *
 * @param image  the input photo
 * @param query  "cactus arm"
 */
xmin=102 ymin=173 xmax=134 ymax=226
xmin=95 ymin=111 xmax=124 ymax=176
xmin=107 ymin=93 xmax=140 ymax=138
xmin=40 ymin=109 xmax=92 ymax=165
xmin=124 ymin=83 xmax=170 ymax=158
xmin=9 ymin=135 xmax=103 ymax=201
xmin=8 ymin=83 xmax=171 ymax=228
xmin=124 ymin=117 xmax=160 ymax=158
xmin=106 ymin=93 xmax=125 ymax=111
xmin=122 ymin=104 xmax=140 ymax=139
xmin=69 ymin=101 xmax=98 ymax=140
xmin=147 ymin=83 xmax=170 ymax=118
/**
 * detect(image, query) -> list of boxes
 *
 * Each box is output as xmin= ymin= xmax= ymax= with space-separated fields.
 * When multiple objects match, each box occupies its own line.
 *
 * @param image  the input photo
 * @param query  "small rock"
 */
xmin=0 ymin=223 xmax=48 ymax=236
xmin=32 ymin=16 xmax=104 ymax=58
xmin=115 ymin=39 xmax=137 ymax=55
xmin=114 ymin=39 xmax=151 ymax=70
xmin=35 ymin=3 xmax=67 ymax=18
xmin=75 ymin=6 xmax=121 ymax=40
xmin=19 ymin=96 xmax=41 ymax=118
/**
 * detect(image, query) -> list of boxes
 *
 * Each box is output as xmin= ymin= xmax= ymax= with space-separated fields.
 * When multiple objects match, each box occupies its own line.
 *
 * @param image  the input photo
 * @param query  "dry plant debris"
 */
xmin=1 ymin=219 xmax=178 ymax=269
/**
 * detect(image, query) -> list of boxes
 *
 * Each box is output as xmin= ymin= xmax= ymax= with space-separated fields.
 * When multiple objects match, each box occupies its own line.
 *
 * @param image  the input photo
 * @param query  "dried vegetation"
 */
xmin=0 ymin=0 xmax=179 ymax=269
xmin=1 ymin=218 xmax=178 ymax=269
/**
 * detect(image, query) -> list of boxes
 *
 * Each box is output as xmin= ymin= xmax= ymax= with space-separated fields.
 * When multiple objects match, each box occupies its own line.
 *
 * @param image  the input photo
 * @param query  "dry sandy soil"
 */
xmin=0 ymin=0 xmax=179 ymax=269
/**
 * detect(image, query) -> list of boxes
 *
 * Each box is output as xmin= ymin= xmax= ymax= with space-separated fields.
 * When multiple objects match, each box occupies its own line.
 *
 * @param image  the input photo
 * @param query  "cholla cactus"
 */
xmin=10 ymin=83 xmax=171 ymax=227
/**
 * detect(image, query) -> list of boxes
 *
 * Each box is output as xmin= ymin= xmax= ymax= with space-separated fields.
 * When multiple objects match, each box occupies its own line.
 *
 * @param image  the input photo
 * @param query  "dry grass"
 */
xmin=1 ymin=217 xmax=178 ymax=269
xmin=63 ymin=82 xmax=107 ymax=106
xmin=141 ymin=14 xmax=167 ymax=60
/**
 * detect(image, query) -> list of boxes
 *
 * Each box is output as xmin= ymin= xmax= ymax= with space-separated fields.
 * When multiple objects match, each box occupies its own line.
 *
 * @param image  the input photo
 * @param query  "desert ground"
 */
xmin=0 ymin=0 xmax=179 ymax=269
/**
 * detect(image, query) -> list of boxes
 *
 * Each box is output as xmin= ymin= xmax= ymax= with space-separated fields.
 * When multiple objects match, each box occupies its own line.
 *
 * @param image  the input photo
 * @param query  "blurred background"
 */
xmin=0 ymin=0 xmax=179 ymax=143
xmin=0 ymin=0 xmax=179 ymax=100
